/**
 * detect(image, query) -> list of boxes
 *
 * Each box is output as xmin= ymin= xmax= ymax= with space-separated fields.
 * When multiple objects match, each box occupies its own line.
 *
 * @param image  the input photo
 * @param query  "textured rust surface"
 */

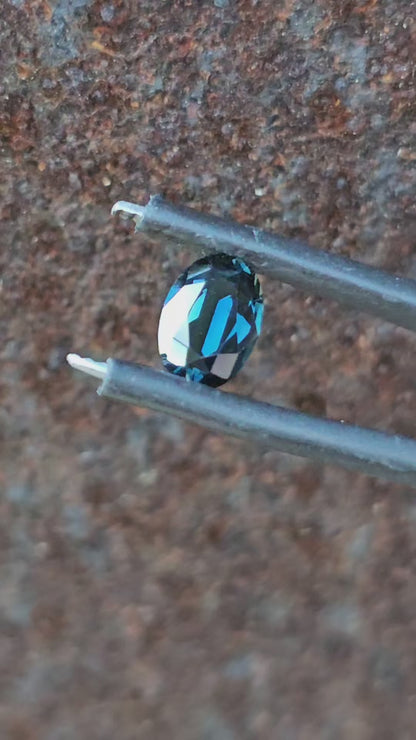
xmin=1 ymin=0 xmax=416 ymax=738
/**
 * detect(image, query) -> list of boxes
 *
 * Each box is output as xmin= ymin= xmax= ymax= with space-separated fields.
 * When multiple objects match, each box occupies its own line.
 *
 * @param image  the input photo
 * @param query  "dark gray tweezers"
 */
xmin=115 ymin=195 xmax=416 ymax=332
xmin=67 ymin=197 xmax=416 ymax=486
xmin=103 ymin=360 xmax=416 ymax=486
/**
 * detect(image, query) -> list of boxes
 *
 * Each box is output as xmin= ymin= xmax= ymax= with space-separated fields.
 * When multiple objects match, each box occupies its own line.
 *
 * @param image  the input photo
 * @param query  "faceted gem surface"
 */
xmin=158 ymin=253 xmax=263 ymax=387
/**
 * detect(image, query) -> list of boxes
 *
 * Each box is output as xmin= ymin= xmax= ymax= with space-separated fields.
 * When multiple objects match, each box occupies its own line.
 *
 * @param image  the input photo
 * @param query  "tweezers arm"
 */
xmin=134 ymin=196 xmax=416 ymax=332
xmin=98 ymin=359 xmax=416 ymax=487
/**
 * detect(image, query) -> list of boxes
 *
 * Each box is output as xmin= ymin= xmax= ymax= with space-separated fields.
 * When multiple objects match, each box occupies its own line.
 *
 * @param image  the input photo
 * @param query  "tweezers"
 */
xmin=67 ymin=196 xmax=416 ymax=487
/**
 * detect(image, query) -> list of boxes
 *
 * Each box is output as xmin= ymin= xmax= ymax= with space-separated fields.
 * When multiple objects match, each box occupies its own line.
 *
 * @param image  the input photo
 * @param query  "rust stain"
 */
xmin=353 ymin=0 xmax=378 ymax=14
xmin=41 ymin=0 xmax=53 ymax=21
xmin=90 ymin=40 xmax=117 ymax=58
xmin=16 ymin=62 xmax=33 ymax=80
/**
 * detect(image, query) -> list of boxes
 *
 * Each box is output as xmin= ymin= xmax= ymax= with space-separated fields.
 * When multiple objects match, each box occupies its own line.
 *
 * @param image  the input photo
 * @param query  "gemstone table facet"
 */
xmin=158 ymin=253 xmax=263 ymax=387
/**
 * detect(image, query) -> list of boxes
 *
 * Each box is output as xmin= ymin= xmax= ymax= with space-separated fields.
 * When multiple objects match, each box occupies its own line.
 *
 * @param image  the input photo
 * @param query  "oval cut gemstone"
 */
xmin=158 ymin=253 xmax=263 ymax=387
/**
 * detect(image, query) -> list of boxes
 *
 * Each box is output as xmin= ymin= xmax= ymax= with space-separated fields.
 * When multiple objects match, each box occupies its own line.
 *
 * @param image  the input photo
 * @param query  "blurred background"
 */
xmin=1 ymin=0 xmax=416 ymax=738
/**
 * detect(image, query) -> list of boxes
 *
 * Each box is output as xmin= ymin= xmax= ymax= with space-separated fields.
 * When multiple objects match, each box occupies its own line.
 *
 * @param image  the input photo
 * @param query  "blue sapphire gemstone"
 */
xmin=158 ymin=253 xmax=263 ymax=387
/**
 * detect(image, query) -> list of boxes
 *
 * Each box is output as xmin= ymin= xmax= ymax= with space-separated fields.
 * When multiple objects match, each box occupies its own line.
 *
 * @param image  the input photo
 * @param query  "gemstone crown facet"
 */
xmin=158 ymin=253 xmax=263 ymax=387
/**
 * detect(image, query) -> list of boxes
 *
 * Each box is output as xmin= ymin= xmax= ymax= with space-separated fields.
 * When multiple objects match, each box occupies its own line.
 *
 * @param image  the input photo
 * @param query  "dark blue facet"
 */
xmin=158 ymin=253 xmax=263 ymax=387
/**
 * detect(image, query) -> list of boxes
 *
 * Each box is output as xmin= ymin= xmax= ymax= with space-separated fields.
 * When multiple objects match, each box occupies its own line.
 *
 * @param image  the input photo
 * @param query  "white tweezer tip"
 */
xmin=111 ymin=200 xmax=145 ymax=220
xmin=66 ymin=353 xmax=108 ymax=380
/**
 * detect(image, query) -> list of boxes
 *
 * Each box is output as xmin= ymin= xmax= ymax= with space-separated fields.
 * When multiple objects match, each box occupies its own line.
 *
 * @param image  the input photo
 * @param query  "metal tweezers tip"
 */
xmin=111 ymin=200 xmax=145 ymax=223
xmin=66 ymin=353 xmax=108 ymax=381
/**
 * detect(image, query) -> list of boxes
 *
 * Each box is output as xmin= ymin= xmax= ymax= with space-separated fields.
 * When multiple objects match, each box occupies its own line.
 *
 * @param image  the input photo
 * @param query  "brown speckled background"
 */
xmin=1 ymin=1 xmax=416 ymax=738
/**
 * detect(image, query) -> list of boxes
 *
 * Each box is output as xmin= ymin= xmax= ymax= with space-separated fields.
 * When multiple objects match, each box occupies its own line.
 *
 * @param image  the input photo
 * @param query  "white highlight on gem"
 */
xmin=211 ymin=353 xmax=239 ymax=380
xmin=158 ymin=282 xmax=204 ymax=368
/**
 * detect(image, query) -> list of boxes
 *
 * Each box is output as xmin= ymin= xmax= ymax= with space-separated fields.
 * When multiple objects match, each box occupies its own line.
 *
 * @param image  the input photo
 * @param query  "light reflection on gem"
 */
xmin=202 ymin=295 xmax=233 ymax=356
xmin=188 ymin=288 xmax=207 ymax=323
